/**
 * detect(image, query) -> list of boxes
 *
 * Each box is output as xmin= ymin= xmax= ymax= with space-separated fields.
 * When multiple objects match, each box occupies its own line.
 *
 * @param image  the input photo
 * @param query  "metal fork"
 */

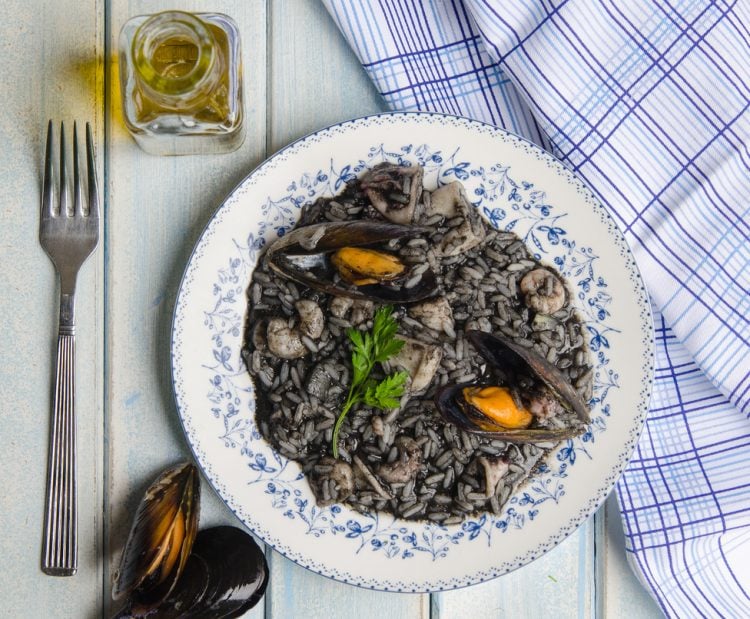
xmin=39 ymin=121 xmax=99 ymax=576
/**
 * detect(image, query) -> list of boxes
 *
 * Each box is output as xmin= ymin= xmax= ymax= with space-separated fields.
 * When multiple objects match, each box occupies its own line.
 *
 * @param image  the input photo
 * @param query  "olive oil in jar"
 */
xmin=151 ymin=38 xmax=199 ymax=78
xmin=119 ymin=11 xmax=244 ymax=155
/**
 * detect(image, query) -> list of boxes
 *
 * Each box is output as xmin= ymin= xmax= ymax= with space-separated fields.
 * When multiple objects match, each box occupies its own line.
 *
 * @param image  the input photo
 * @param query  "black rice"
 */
xmin=243 ymin=167 xmax=592 ymax=523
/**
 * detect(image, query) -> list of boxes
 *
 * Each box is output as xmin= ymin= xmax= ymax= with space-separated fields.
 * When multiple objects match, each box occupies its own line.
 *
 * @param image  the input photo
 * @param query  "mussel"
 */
xmin=124 ymin=527 xmax=269 ymax=619
xmin=435 ymin=331 xmax=590 ymax=441
xmin=264 ymin=220 xmax=438 ymax=303
xmin=111 ymin=463 xmax=268 ymax=618
xmin=112 ymin=462 xmax=201 ymax=613
xmin=331 ymin=247 xmax=406 ymax=285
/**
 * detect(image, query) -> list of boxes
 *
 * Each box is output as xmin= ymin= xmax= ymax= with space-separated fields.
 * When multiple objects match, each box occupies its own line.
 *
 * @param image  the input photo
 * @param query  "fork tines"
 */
xmin=43 ymin=120 xmax=99 ymax=220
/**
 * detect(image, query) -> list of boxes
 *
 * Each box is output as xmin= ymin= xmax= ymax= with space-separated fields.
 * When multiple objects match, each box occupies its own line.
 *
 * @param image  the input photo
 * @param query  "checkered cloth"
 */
xmin=322 ymin=1 xmax=750 ymax=615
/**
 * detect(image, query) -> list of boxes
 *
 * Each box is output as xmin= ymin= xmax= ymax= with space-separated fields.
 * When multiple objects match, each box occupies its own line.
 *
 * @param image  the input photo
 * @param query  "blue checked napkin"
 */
xmin=322 ymin=1 xmax=750 ymax=615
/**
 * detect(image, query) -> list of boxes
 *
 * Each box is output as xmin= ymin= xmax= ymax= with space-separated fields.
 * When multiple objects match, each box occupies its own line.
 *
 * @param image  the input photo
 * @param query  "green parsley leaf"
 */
xmin=347 ymin=328 xmax=371 ymax=386
xmin=362 ymin=384 xmax=381 ymax=409
xmin=376 ymin=337 xmax=404 ymax=362
xmin=361 ymin=374 xmax=407 ymax=410
xmin=332 ymin=306 xmax=409 ymax=458
xmin=373 ymin=371 xmax=409 ymax=408
xmin=372 ymin=306 xmax=403 ymax=362
xmin=347 ymin=327 xmax=364 ymax=350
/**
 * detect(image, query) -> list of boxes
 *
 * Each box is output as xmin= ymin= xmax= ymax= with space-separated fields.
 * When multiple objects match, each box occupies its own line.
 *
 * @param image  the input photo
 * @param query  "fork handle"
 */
xmin=42 ymin=323 xmax=77 ymax=576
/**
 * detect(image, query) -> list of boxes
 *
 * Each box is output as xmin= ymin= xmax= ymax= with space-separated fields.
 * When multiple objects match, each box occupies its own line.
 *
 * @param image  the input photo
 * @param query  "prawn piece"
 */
xmin=519 ymin=268 xmax=565 ymax=315
xmin=266 ymin=300 xmax=325 ymax=359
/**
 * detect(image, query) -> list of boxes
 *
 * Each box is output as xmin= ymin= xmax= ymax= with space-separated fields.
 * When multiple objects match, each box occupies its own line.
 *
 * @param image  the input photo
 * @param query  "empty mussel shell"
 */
xmin=435 ymin=331 xmax=590 ymax=441
xmin=112 ymin=462 xmax=200 ymax=614
xmin=264 ymin=220 xmax=438 ymax=303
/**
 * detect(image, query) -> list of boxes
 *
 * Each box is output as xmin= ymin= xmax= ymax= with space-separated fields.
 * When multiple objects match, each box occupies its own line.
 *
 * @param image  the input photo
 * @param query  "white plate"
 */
xmin=171 ymin=112 xmax=654 ymax=592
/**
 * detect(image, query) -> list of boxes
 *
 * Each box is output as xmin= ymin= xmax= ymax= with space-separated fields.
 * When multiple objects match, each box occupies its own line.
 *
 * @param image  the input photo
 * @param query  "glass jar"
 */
xmin=119 ymin=11 xmax=244 ymax=155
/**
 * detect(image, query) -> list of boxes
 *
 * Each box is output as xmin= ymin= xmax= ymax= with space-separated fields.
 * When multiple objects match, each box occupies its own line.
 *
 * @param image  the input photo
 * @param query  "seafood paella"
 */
xmin=243 ymin=163 xmax=593 ymax=525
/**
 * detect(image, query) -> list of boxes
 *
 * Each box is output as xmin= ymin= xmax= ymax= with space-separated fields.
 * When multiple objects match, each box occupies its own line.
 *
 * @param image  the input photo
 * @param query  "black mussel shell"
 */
xmin=467 ymin=331 xmax=589 ymax=423
xmin=112 ymin=463 xmax=201 ymax=612
xmin=434 ymin=331 xmax=590 ymax=441
xmin=128 ymin=526 xmax=269 ymax=619
xmin=264 ymin=220 xmax=438 ymax=303
xmin=435 ymin=382 xmax=586 ymax=442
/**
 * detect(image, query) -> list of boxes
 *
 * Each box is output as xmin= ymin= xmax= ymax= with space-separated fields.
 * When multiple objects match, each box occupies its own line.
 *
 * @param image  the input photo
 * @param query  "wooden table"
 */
xmin=0 ymin=1 xmax=664 ymax=616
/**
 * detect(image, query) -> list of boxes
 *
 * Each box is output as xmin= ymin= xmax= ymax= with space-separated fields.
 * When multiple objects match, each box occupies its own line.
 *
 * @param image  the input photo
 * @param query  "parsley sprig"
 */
xmin=332 ymin=306 xmax=409 ymax=458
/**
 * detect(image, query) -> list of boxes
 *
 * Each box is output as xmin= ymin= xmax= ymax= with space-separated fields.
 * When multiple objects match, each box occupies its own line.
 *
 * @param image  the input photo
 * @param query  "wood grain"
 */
xmin=0 ymin=0 xmax=104 ymax=616
xmin=434 ymin=526 xmax=596 ymax=618
xmin=603 ymin=495 xmax=662 ymax=617
xmin=104 ymin=1 xmax=268 ymax=617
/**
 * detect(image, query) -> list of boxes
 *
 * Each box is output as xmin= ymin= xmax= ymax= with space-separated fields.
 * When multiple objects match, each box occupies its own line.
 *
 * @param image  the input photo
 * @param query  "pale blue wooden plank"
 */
xmin=268 ymin=556 xmax=428 ymax=619
xmin=602 ymin=495 xmax=663 ymax=617
xmin=433 ymin=521 xmax=596 ymax=618
xmin=105 ymin=1 xmax=268 ymax=617
xmin=0 ymin=0 xmax=104 ymax=616
xmin=268 ymin=0 xmax=384 ymax=152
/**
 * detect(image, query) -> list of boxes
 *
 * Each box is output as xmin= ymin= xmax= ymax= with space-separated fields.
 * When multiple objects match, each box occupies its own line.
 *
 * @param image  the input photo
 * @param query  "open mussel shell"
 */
xmin=467 ymin=330 xmax=590 ymax=423
xmin=435 ymin=331 xmax=590 ymax=441
xmin=264 ymin=220 xmax=438 ymax=303
xmin=125 ymin=526 xmax=269 ymax=619
xmin=112 ymin=462 xmax=200 ymax=614
xmin=435 ymin=383 xmax=585 ymax=442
